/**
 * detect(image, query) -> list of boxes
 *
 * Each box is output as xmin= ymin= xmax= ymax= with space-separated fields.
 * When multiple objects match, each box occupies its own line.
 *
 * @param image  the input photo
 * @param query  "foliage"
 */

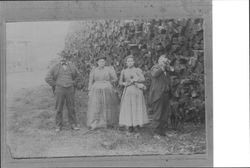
xmin=62 ymin=18 xmax=205 ymax=124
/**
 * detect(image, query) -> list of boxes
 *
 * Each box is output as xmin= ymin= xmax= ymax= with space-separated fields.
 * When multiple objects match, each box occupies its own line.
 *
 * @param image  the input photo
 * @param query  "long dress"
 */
xmin=119 ymin=67 xmax=149 ymax=127
xmin=87 ymin=66 xmax=119 ymax=129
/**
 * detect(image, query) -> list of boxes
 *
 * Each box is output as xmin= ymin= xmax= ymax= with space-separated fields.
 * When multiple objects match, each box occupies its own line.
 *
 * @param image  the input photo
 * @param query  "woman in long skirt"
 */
xmin=119 ymin=55 xmax=149 ymax=132
xmin=87 ymin=56 xmax=119 ymax=130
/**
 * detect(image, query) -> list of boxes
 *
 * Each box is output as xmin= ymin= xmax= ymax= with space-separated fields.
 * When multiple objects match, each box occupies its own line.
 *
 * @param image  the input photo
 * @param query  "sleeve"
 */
xmin=119 ymin=69 xmax=125 ymax=86
xmin=109 ymin=66 xmax=118 ymax=82
xmin=135 ymin=68 xmax=145 ymax=82
xmin=151 ymin=65 xmax=164 ymax=78
xmin=45 ymin=66 xmax=56 ymax=87
xmin=88 ymin=68 xmax=95 ymax=91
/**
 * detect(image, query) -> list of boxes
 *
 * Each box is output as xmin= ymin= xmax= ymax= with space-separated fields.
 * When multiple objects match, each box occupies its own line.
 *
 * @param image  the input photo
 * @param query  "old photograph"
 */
xmin=6 ymin=18 xmax=206 ymax=158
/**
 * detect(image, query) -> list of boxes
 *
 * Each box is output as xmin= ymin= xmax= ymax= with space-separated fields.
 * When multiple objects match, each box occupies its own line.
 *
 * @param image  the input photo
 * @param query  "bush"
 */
xmin=62 ymin=18 xmax=205 ymax=124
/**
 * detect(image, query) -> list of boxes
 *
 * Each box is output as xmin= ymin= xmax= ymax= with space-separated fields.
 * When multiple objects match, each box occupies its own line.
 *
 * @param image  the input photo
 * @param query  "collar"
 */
xmin=128 ymin=66 xmax=135 ymax=69
xmin=60 ymin=61 xmax=68 ymax=65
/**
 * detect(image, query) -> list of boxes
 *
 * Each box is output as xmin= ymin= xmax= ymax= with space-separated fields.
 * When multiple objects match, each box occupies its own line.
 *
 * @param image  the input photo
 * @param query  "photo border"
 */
xmin=0 ymin=0 xmax=213 ymax=167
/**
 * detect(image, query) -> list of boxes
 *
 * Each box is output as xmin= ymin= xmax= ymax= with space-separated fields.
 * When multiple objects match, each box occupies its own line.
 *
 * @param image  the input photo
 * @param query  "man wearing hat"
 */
xmin=148 ymin=55 xmax=174 ymax=136
xmin=45 ymin=51 xmax=80 ymax=132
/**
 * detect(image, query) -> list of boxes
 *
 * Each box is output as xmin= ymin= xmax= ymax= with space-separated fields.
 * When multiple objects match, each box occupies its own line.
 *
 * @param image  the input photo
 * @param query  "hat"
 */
xmin=125 ymin=55 xmax=134 ymax=62
xmin=95 ymin=56 xmax=107 ymax=62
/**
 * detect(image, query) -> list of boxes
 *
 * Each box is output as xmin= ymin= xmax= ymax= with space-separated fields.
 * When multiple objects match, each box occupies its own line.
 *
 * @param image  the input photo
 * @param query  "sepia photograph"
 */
xmin=6 ymin=18 xmax=206 ymax=158
xmin=1 ymin=1 xmax=213 ymax=167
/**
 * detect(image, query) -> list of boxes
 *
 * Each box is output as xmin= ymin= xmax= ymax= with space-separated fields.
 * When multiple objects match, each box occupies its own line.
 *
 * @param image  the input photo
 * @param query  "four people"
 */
xmin=45 ymin=54 xmax=174 ymax=136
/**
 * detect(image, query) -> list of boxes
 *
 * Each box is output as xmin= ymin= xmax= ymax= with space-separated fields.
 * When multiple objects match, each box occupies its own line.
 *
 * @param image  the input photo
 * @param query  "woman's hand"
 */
xmin=124 ymin=81 xmax=129 ymax=87
xmin=130 ymin=75 xmax=139 ymax=83
xmin=124 ymin=81 xmax=132 ymax=87
xmin=130 ymin=79 xmax=135 ymax=83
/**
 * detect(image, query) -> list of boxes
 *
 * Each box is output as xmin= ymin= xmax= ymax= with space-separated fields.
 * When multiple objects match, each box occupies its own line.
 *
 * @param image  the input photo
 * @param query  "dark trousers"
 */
xmin=150 ymin=91 xmax=170 ymax=131
xmin=55 ymin=86 xmax=77 ymax=127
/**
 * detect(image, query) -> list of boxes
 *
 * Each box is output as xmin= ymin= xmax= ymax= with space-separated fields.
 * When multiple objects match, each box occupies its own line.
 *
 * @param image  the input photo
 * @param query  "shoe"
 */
xmin=128 ymin=126 xmax=134 ymax=133
xmin=118 ymin=126 xmax=126 ymax=131
xmin=154 ymin=129 xmax=166 ymax=137
xmin=134 ymin=133 xmax=140 ymax=139
xmin=107 ymin=125 xmax=114 ymax=129
xmin=55 ymin=127 xmax=61 ymax=132
xmin=134 ymin=125 xmax=141 ymax=132
xmin=71 ymin=125 xmax=80 ymax=130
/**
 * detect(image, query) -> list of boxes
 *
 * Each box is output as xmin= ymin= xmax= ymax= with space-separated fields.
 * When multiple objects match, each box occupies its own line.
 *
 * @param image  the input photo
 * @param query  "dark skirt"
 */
xmin=148 ymin=92 xmax=170 ymax=129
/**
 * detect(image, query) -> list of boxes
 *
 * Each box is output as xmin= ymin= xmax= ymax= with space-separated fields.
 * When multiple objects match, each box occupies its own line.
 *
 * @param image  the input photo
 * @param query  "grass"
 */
xmin=6 ymin=85 xmax=206 ymax=158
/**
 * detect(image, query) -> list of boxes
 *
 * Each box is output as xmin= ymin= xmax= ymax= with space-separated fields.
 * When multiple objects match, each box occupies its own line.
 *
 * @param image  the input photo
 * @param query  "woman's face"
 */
xmin=97 ymin=59 xmax=106 ymax=67
xmin=126 ymin=58 xmax=134 ymax=68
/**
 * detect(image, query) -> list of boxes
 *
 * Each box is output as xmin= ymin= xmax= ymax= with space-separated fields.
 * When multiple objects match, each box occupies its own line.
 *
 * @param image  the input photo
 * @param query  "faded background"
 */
xmin=6 ymin=21 xmax=70 ymax=94
xmin=7 ymin=21 xmax=70 ymax=72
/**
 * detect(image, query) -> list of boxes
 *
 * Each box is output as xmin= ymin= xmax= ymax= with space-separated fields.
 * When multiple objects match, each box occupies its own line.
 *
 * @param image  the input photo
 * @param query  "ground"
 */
xmin=6 ymin=71 xmax=206 ymax=158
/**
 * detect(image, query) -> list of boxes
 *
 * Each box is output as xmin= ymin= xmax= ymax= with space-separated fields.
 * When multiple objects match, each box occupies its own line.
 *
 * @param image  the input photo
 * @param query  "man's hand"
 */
xmin=163 ymin=60 xmax=174 ymax=72
xmin=169 ymin=66 xmax=174 ymax=72
xmin=160 ymin=64 xmax=167 ymax=73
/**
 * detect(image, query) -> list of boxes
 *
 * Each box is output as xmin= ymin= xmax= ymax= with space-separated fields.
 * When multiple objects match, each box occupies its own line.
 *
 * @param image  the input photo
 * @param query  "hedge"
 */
xmin=61 ymin=18 xmax=205 ymax=124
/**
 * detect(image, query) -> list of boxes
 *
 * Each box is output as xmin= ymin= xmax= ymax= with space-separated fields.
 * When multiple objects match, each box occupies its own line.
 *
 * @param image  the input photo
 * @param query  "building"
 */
xmin=7 ymin=39 xmax=34 ymax=73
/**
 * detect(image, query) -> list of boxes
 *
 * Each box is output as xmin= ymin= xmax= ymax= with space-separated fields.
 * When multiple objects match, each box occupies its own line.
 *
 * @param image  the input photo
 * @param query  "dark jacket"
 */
xmin=45 ymin=62 xmax=79 ymax=88
xmin=148 ymin=64 xmax=171 ymax=105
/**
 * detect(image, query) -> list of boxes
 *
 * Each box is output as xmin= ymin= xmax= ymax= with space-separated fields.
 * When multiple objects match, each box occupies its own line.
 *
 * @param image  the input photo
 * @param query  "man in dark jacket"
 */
xmin=45 ymin=56 xmax=80 ymax=132
xmin=148 ymin=55 xmax=174 ymax=136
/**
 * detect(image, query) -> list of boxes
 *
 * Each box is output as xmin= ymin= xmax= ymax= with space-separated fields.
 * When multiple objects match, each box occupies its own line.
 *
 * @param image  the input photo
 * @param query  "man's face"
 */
xmin=158 ymin=56 xmax=167 ymax=65
xmin=61 ymin=57 xmax=68 ymax=63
